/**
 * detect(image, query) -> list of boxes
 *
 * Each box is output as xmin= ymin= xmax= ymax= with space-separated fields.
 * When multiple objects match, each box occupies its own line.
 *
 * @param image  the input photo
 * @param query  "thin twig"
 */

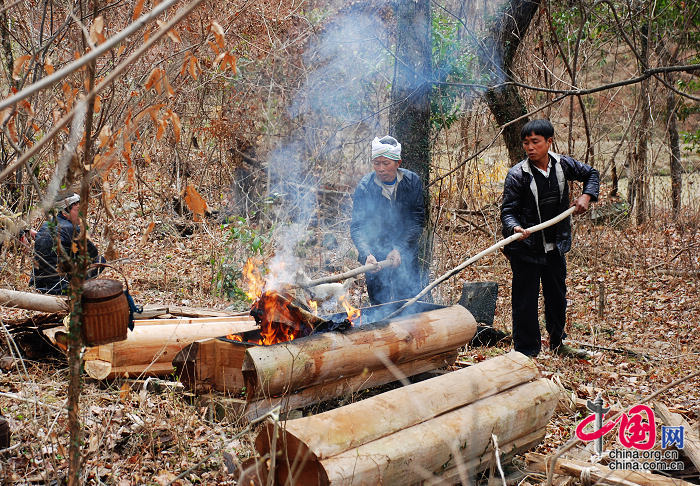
xmin=0 ymin=0 xmax=207 ymax=185
xmin=0 ymin=0 xmax=182 ymax=113
xmin=491 ymin=434 xmax=507 ymax=486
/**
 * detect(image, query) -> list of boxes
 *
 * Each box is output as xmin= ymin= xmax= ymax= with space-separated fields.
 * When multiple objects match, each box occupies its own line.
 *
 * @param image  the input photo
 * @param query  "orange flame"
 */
xmin=243 ymin=257 xmax=265 ymax=301
xmin=338 ymin=295 xmax=361 ymax=323
xmin=309 ymin=300 xmax=318 ymax=315
xmin=226 ymin=333 xmax=243 ymax=341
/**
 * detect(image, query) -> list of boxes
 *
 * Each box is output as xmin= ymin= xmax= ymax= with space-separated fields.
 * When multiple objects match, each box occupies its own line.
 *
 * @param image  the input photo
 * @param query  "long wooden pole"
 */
xmin=387 ymin=206 xmax=577 ymax=319
xmin=296 ymin=260 xmax=391 ymax=288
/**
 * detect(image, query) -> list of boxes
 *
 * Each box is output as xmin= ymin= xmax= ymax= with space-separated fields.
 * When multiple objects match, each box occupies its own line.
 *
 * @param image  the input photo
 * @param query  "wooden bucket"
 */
xmin=81 ymin=277 xmax=129 ymax=346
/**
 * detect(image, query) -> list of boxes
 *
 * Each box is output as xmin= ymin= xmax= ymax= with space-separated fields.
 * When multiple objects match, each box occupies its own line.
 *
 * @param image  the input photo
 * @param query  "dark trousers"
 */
xmin=365 ymin=259 xmax=422 ymax=306
xmin=510 ymin=252 xmax=567 ymax=356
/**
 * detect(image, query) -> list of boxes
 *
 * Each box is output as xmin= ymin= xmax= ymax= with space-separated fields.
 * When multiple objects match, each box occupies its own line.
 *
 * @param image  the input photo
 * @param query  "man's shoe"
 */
xmin=553 ymin=344 xmax=591 ymax=359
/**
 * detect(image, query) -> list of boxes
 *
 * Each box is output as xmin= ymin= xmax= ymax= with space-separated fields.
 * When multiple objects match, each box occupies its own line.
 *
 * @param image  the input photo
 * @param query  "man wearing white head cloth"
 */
xmin=350 ymin=136 xmax=425 ymax=305
xmin=31 ymin=192 xmax=104 ymax=294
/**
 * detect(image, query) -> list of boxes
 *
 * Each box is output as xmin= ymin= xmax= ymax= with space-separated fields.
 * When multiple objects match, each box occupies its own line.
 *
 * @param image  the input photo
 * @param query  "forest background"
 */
xmin=0 ymin=0 xmax=698 ymax=484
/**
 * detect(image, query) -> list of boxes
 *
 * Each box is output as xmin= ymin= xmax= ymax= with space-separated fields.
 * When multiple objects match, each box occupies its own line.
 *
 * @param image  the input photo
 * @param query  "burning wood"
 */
xmin=226 ymin=290 xmax=355 ymax=346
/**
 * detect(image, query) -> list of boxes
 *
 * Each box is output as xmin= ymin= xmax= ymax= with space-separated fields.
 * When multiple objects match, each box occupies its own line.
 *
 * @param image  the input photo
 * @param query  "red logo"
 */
xmin=575 ymin=404 xmax=656 ymax=450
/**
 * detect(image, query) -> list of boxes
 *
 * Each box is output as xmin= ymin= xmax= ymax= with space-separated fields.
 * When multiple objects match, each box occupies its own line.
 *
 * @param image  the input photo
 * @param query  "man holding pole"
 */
xmin=501 ymin=120 xmax=599 ymax=358
xmin=351 ymin=136 xmax=425 ymax=305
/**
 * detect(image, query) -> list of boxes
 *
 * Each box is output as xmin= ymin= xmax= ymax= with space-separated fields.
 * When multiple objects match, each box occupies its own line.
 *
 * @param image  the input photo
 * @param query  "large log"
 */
xmin=195 ymin=352 xmax=460 ymax=425
xmin=0 ymin=288 xmax=68 ymax=313
xmin=244 ymin=350 xmax=458 ymax=421
xmin=430 ymin=429 xmax=546 ymax=485
xmin=243 ymin=305 xmax=476 ymax=399
xmin=268 ymin=351 xmax=537 ymax=459
xmin=69 ymin=317 xmax=257 ymax=379
xmin=257 ymin=377 xmax=559 ymax=485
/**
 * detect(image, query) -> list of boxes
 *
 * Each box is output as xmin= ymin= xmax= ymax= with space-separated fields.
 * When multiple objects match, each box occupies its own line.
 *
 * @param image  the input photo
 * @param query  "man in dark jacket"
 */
xmin=351 ymin=136 xmax=425 ymax=305
xmin=501 ymin=120 xmax=599 ymax=358
xmin=31 ymin=193 xmax=104 ymax=294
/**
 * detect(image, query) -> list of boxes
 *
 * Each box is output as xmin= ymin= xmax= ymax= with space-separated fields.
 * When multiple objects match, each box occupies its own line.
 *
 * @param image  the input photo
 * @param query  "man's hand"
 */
xmin=387 ymin=249 xmax=401 ymax=268
xmin=513 ymin=226 xmax=531 ymax=239
xmin=365 ymin=254 xmax=380 ymax=273
xmin=572 ymin=194 xmax=592 ymax=215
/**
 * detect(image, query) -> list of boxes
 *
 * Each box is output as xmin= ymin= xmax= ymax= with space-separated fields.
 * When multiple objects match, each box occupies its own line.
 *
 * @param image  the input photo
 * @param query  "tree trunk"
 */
xmin=630 ymin=20 xmax=651 ymax=225
xmin=76 ymin=317 xmax=257 ymax=379
xmin=390 ymin=0 xmax=432 ymax=188
xmin=390 ymin=0 xmax=433 ymax=285
xmin=244 ymin=350 xmax=458 ymax=422
xmin=481 ymin=0 xmax=541 ymax=166
xmin=667 ymin=93 xmax=682 ymax=217
xmin=242 ymin=305 xmax=477 ymax=399
xmin=268 ymin=351 xmax=537 ymax=460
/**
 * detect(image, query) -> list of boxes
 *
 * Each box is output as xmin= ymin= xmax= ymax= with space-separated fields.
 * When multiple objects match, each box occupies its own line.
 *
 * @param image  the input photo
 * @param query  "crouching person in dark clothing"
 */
xmin=351 ymin=136 xmax=425 ymax=305
xmin=501 ymin=120 xmax=599 ymax=358
xmin=31 ymin=193 xmax=105 ymax=295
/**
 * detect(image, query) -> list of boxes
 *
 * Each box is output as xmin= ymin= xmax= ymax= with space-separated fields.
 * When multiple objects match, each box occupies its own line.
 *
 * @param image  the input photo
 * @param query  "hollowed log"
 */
xmin=242 ymin=305 xmax=477 ymax=399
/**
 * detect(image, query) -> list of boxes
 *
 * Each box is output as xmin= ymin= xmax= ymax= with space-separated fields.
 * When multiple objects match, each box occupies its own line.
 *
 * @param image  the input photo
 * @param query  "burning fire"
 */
xmin=338 ymin=295 xmax=361 ymax=324
xmin=227 ymin=291 xmax=315 ymax=345
xmin=232 ymin=259 xmax=361 ymax=346
xmin=243 ymin=257 xmax=265 ymax=300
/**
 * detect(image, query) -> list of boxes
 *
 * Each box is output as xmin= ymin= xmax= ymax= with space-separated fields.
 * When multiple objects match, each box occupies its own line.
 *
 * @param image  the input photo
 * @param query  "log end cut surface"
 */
xmin=256 ymin=421 xmax=330 ymax=486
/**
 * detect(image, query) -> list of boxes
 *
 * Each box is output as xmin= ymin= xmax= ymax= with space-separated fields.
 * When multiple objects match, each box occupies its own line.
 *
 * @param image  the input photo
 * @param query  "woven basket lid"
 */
xmin=83 ymin=279 xmax=123 ymax=301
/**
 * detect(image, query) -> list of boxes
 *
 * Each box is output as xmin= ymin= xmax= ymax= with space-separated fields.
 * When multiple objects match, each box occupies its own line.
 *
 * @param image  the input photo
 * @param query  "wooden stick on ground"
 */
xmin=527 ymin=452 xmax=693 ymax=486
xmin=297 ymin=259 xmax=391 ymax=288
xmin=386 ymin=206 xmax=577 ymax=320
xmin=654 ymin=402 xmax=700 ymax=472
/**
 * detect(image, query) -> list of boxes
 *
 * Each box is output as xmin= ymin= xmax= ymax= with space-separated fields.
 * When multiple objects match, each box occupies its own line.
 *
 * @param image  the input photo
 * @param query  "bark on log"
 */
xmin=257 ymin=377 xmax=559 ymax=485
xmin=243 ymin=305 xmax=476 ymax=399
xmin=244 ymin=350 xmax=459 ymax=422
xmin=0 ymin=288 xmax=68 ymax=313
xmin=55 ymin=317 xmax=257 ymax=379
xmin=654 ymin=402 xmax=700 ymax=473
xmin=526 ymin=452 xmax=694 ymax=486
xmin=269 ymin=351 xmax=537 ymax=459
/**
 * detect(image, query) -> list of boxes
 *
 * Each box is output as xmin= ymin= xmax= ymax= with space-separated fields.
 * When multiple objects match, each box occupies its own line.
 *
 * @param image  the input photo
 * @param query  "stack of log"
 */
xmin=77 ymin=315 xmax=258 ymax=379
xmin=252 ymin=351 xmax=559 ymax=485
xmin=175 ymin=304 xmax=477 ymax=420
xmin=0 ymin=288 xmax=259 ymax=380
